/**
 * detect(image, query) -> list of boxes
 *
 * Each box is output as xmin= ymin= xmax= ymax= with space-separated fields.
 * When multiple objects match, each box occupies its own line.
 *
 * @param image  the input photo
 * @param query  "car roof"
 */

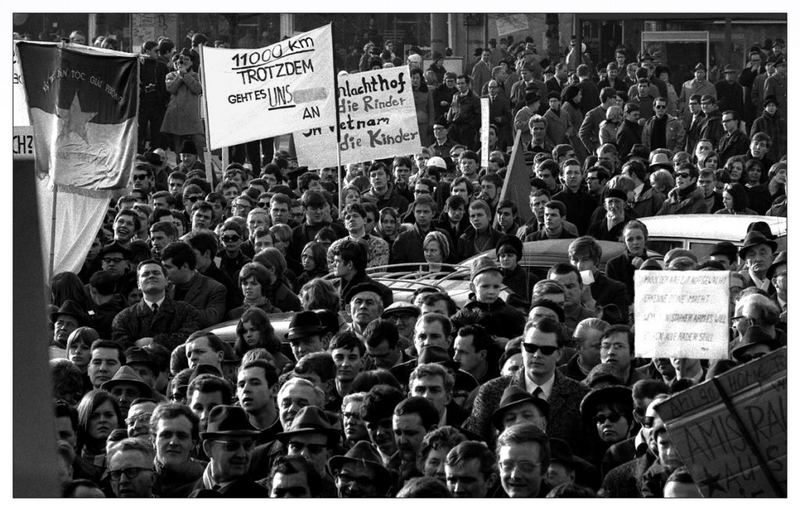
xmin=461 ymin=238 xmax=629 ymax=268
xmin=637 ymin=214 xmax=787 ymax=243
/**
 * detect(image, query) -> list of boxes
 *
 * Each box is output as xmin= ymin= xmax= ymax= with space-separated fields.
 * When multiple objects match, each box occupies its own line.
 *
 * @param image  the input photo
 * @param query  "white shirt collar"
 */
xmin=524 ymin=372 xmax=555 ymax=400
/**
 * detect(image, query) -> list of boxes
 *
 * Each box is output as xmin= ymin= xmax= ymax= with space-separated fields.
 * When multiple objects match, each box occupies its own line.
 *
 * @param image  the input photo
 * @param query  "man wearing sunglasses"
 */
xmin=189 ymin=405 xmax=270 ymax=497
xmin=642 ymin=97 xmax=685 ymax=155
xmin=655 ymin=162 xmax=709 ymax=215
xmin=464 ymin=318 xmax=591 ymax=459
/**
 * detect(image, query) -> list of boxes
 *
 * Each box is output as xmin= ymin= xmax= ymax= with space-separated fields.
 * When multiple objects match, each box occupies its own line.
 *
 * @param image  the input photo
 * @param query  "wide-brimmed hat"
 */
xmin=731 ymin=326 xmax=780 ymax=361
xmin=200 ymin=405 xmax=259 ymax=440
xmin=381 ymin=301 xmax=421 ymax=320
xmin=709 ymin=241 xmax=738 ymax=261
xmin=582 ymin=362 xmax=626 ymax=388
xmin=738 ymin=231 xmax=777 ymax=259
xmin=275 ymin=405 xmax=340 ymax=443
xmin=491 ymin=385 xmax=550 ymax=431
xmin=125 ymin=347 xmax=157 ymax=372
xmin=766 ymin=251 xmax=787 ymax=280
xmin=327 ymin=440 xmax=392 ymax=482
xmin=100 ymin=365 xmax=153 ymax=398
xmin=648 ymin=152 xmax=673 ymax=171
xmin=548 ymin=437 xmax=583 ymax=469
xmin=285 ymin=310 xmax=326 ymax=340
xmin=50 ymin=300 xmax=88 ymax=325
xmin=579 ymin=385 xmax=632 ymax=422
xmin=745 ymin=221 xmax=777 ymax=240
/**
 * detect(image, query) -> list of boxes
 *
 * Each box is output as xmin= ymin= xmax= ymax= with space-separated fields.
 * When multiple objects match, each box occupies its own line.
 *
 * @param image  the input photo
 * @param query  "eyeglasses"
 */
xmin=521 ymin=343 xmax=559 ymax=356
xmin=675 ymin=172 xmax=691 ymax=179
xmin=654 ymin=105 xmax=666 ymax=109
xmin=214 ymin=439 xmax=255 ymax=452
xmin=132 ymin=174 xmax=148 ymax=181
xmin=288 ymin=440 xmax=328 ymax=454
xmin=221 ymin=235 xmax=241 ymax=243
xmin=257 ymin=201 xmax=268 ymax=208
xmin=414 ymin=189 xmax=430 ymax=194
xmin=109 ymin=467 xmax=153 ymax=481
xmin=594 ymin=412 xmax=623 ymax=424
xmin=102 ymin=257 xmax=125 ymax=264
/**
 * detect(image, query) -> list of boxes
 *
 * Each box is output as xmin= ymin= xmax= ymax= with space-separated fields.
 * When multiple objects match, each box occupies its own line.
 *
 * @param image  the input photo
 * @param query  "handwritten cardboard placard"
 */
xmin=634 ymin=270 xmax=730 ymax=359
xmin=200 ymin=24 xmax=335 ymax=149
xmin=294 ymin=65 xmax=421 ymax=169
xmin=655 ymin=347 xmax=787 ymax=497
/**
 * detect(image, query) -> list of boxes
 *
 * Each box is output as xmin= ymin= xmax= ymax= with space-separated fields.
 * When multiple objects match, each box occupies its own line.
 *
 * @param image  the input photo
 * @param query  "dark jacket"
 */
xmin=616 ymin=119 xmax=642 ymax=159
xmin=188 ymin=475 xmax=271 ymax=498
xmin=90 ymin=294 xmax=127 ymax=339
xmin=717 ymin=129 xmax=751 ymax=166
xmin=629 ymin=186 xmax=664 ymax=219
xmin=655 ymin=186 xmax=710 ymax=215
xmin=447 ymin=91 xmax=482 ymax=149
xmin=589 ymin=272 xmax=630 ymax=324
xmin=451 ymin=297 xmax=527 ymax=340
xmin=605 ymin=252 xmax=642 ymax=300
xmin=553 ymin=187 xmax=595 ymax=236
xmin=462 ymin=369 xmax=594 ymax=459
xmin=265 ymin=279 xmax=302 ymax=313
xmin=390 ymin=225 xmax=451 ymax=265
xmin=111 ymin=297 xmax=200 ymax=350
xmin=153 ymin=459 xmax=207 ymax=498
xmin=456 ymin=226 xmax=503 ymax=261
xmin=502 ymin=265 xmax=538 ymax=303
xmin=699 ymin=108 xmax=725 ymax=148
xmin=170 ymin=272 xmax=228 ymax=328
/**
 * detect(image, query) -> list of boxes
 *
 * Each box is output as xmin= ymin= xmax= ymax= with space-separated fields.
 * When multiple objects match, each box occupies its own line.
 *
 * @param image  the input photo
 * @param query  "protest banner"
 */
xmin=634 ymin=270 xmax=729 ymax=359
xmin=13 ymin=43 xmax=34 ymax=161
xmin=480 ymin=97 xmax=490 ymax=168
xmin=655 ymin=347 xmax=787 ymax=497
xmin=294 ymin=66 xmax=421 ymax=169
xmin=200 ymin=24 xmax=335 ymax=149
xmin=16 ymin=41 xmax=139 ymax=189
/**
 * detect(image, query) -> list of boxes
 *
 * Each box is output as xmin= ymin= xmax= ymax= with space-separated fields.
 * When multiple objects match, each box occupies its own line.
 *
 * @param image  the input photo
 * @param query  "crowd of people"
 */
xmin=46 ymin=25 xmax=787 ymax=498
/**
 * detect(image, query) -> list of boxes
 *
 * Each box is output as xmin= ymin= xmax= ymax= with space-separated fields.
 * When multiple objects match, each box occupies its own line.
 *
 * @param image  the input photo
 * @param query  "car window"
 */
xmin=687 ymin=242 xmax=718 ymax=262
xmin=647 ymin=239 xmax=682 ymax=255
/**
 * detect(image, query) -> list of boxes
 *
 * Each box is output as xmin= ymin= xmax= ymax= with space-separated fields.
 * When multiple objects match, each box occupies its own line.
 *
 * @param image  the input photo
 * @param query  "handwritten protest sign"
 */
xmin=634 ymin=270 xmax=729 ymax=359
xmin=294 ymin=66 xmax=420 ymax=168
xmin=200 ymin=24 xmax=335 ymax=149
xmin=480 ymin=97 xmax=490 ymax=168
xmin=495 ymin=14 xmax=530 ymax=37
xmin=655 ymin=347 xmax=787 ymax=497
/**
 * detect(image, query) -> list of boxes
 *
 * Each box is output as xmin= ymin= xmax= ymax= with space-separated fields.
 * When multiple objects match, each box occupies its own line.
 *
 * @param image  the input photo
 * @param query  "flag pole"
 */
xmin=331 ymin=22 xmax=344 ymax=215
xmin=48 ymin=181 xmax=58 ymax=282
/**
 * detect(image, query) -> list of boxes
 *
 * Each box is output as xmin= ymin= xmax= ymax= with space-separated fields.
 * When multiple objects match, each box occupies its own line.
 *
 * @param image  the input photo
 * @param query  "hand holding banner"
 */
xmin=200 ymin=24 xmax=335 ymax=149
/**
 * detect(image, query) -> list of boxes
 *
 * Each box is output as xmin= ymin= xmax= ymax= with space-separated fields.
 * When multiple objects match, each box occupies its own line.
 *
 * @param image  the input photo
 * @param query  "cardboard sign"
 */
xmin=294 ymin=66 xmax=421 ymax=168
xmin=480 ymin=97 xmax=490 ymax=168
xmin=655 ymin=347 xmax=787 ymax=497
xmin=200 ymin=25 xmax=335 ymax=149
xmin=634 ymin=271 xmax=730 ymax=359
xmin=495 ymin=14 xmax=530 ymax=37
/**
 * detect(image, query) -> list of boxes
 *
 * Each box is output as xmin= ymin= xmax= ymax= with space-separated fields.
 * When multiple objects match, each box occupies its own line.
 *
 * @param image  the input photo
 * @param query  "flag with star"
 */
xmin=16 ymin=41 xmax=139 ymax=189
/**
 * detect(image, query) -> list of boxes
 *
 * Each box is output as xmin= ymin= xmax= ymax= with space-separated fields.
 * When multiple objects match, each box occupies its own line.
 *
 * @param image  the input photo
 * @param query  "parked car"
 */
xmin=637 ymin=214 xmax=787 ymax=262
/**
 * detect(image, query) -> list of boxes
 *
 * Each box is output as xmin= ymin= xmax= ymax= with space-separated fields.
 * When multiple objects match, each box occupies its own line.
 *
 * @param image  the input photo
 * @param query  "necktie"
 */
xmin=152 ymin=303 xmax=159 ymax=315
xmin=533 ymin=387 xmax=545 ymax=400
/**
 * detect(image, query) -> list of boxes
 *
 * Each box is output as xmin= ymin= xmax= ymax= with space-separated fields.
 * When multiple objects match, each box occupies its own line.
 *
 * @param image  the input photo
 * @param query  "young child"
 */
xmin=451 ymin=256 xmax=526 ymax=340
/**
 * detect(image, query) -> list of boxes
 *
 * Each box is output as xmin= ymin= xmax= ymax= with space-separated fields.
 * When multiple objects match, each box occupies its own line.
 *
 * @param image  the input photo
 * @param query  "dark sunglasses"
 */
xmin=595 ymin=412 xmax=623 ymax=424
xmin=675 ymin=172 xmax=691 ymax=179
xmin=257 ymin=202 xmax=269 ymax=208
xmin=132 ymin=174 xmax=149 ymax=180
xmin=521 ymin=343 xmax=559 ymax=356
xmin=221 ymin=235 xmax=241 ymax=243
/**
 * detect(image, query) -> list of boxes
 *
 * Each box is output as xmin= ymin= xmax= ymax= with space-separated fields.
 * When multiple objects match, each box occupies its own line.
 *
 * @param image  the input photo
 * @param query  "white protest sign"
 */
xmin=495 ymin=14 xmax=529 ymax=37
xmin=294 ymin=66 xmax=421 ymax=169
xmin=200 ymin=24 xmax=335 ymax=150
xmin=480 ymin=97 xmax=490 ymax=168
xmin=634 ymin=270 xmax=730 ymax=359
